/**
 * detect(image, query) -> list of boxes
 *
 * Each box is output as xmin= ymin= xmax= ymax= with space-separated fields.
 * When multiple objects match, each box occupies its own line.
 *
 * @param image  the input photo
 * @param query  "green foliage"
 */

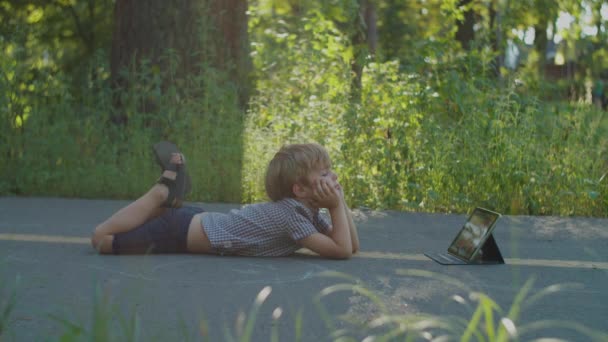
xmin=48 ymin=284 xmax=142 ymax=342
xmin=0 ymin=1 xmax=113 ymax=64
xmin=0 ymin=41 xmax=244 ymax=202
xmin=1 ymin=0 xmax=607 ymax=216
xmin=244 ymin=5 xmax=608 ymax=215
xmin=2 ymin=265 xmax=608 ymax=341
xmin=244 ymin=2 xmax=353 ymax=201
xmin=2 ymin=268 xmax=607 ymax=341
xmin=0 ymin=274 xmax=18 ymax=339
xmin=315 ymin=270 xmax=608 ymax=341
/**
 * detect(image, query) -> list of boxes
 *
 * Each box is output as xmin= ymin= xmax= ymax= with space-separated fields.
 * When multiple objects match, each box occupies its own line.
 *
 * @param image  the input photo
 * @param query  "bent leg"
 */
xmin=91 ymin=184 xmax=169 ymax=253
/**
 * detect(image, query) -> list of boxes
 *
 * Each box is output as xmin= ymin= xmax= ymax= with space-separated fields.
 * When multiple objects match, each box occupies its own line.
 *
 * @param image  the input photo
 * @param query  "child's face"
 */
xmin=306 ymin=165 xmax=340 ymax=191
xmin=293 ymin=163 xmax=341 ymax=204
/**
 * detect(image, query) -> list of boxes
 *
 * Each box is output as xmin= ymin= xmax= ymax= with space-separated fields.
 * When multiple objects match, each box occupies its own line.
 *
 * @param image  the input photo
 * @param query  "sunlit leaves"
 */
xmin=1 ymin=0 xmax=606 ymax=214
xmin=57 ymin=0 xmax=76 ymax=6
xmin=26 ymin=6 xmax=43 ymax=24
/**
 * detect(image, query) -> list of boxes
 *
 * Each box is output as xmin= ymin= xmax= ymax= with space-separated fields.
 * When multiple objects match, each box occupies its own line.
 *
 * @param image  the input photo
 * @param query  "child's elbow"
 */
xmin=330 ymin=248 xmax=353 ymax=260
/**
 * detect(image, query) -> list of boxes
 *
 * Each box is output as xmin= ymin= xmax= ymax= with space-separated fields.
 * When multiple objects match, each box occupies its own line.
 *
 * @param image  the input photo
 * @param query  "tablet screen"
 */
xmin=448 ymin=208 xmax=500 ymax=260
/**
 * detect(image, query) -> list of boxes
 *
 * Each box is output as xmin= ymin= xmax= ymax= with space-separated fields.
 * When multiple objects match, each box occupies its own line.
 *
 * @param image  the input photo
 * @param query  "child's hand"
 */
xmin=334 ymin=183 xmax=344 ymax=199
xmin=312 ymin=179 xmax=342 ymax=210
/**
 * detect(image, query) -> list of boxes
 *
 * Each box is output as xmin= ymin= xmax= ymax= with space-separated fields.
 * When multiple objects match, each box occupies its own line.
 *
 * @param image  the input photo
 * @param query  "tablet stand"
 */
xmin=425 ymin=233 xmax=505 ymax=265
xmin=471 ymin=234 xmax=504 ymax=264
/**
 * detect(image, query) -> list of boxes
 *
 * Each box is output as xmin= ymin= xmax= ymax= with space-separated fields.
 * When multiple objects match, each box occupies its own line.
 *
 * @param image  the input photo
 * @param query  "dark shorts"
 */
xmin=112 ymin=206 xmax=203 ymax=254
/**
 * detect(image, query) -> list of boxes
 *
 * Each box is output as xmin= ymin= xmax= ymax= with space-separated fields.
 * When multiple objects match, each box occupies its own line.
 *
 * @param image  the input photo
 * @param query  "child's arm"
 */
xmin=298 ymin=180 xmax=353 ymax=259
xmin=334 ymin=183 xmax=359 ymax=253
xmin=342 ymin=200 xmax=360 ymax=254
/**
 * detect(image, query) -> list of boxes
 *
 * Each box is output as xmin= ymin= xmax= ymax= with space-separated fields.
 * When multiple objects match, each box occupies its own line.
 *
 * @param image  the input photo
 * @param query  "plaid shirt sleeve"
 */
xmin=316 ymin=210 xmax=332 ymax=234
xmin=285 ymin=204 xmax=330 ymax=240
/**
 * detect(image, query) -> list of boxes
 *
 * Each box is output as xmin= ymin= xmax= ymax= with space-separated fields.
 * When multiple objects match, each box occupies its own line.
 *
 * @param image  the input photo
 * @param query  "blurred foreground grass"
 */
xmin=1 ymin=270 xmax=607 ymax=341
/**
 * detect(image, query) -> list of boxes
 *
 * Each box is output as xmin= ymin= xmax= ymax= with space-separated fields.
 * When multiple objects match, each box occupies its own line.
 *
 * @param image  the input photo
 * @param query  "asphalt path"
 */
xmin=1 ymin=196 xmax=607 ymax=341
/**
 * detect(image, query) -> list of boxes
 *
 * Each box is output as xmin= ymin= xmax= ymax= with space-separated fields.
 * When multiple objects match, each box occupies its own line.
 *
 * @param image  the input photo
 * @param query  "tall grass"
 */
xmin=2 ymin=272 xmax=604 ymax=341
xmin=313 ymin=270 xmax=608 ymax=342
xmin=0 ymin=274 xmax=18 ymax=340
xmin=0 ymin=48 xmax=244 ymax=202
xmin=49 ymin=284 xmax=141 ymax=342
xmin=243 ymin=40 xmax=608 ymax=216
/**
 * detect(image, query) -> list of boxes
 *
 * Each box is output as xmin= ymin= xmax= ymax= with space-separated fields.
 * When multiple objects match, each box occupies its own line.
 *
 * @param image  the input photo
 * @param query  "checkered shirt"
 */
xmin=200 ymin=198 xmax=331 ymax=256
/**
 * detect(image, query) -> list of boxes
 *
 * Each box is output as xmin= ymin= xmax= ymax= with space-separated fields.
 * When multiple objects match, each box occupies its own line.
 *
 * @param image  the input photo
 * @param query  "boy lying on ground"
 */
xmin=91 ymin=142 xmax=359 ymax=259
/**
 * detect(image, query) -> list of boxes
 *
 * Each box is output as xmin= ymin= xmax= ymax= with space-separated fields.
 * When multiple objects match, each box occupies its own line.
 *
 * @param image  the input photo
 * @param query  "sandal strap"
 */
xmin=157 ymin=176 xmax=182 ymax=208
xmin=152 ymin=142 xmax=191 ymax=195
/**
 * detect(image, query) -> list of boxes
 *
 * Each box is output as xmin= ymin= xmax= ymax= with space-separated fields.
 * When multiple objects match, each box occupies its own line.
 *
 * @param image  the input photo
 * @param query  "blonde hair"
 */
xmin=265 ymin=143 xmax=331 ymax=201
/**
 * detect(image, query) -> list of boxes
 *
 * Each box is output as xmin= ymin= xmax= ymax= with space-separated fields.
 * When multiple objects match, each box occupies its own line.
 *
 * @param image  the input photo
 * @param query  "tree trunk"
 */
xmin=110 ymin=0 xmax=250 ymax=123
xmin=364 ymin=1 xmax=377 ymax=56
xmin=534 ymin=21 xmax=548 ymax=77
xmin=350 ymin=0 xmax=376 ymax=103
xmin=489 ymin=1 xmax=504 ymax=78
xmin=109 ymin=0 xmax=250 ymax=203
xmin=208 ymin=0 xmax=251 ymax=108
xmin=455 ymin=0 xmax=475 ymax=50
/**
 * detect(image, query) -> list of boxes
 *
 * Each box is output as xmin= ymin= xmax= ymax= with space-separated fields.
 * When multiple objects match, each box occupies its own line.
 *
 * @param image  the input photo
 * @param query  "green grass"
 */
xmin=2 ymin=271 xmax=607 ymax=341
xmin=48 ymin=284 xmax=143 ymax=342
xmin=313 ymin=270 xmax=608 ymax=342
xmin=0 ymin=53 xmax=244 ymax=203
xmin=1 ymin=27 xmax=607 ymax=217
xmin=0 ymin=274 xmax=18 ymax=339
xmin=242 ymin=56 xmax=608 ymax=216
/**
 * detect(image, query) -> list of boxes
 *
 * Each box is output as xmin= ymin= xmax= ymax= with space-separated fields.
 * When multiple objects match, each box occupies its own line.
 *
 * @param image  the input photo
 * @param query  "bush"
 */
xmin=2 ymin=10 xmax=607 ymax=216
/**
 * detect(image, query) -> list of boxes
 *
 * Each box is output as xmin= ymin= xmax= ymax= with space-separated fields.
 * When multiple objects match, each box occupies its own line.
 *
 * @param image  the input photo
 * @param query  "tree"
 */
xmin=350 ymin=0 xmax=377 ymax=103
xmin=110 ymin=0 xmax=251 ymax=123
xmin=531 ymin=0 xmax=559 ymax=76
xmin=0 ymin=0 xmax=113 ymax=87
xmin=109 ymin=0 xmax=250 ymax=203
xmin=455 ymin=0 xmax=475 ymax=50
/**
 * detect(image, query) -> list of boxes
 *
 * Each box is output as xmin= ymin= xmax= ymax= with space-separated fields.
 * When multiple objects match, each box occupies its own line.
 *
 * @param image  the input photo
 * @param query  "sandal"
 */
xmin=152 ymin=142 xmax=191 ymax=208
xmin=156 ymin=163 xmax=186 ymax=208
xmin=152 ymin=141 xmax=192 ymax=195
